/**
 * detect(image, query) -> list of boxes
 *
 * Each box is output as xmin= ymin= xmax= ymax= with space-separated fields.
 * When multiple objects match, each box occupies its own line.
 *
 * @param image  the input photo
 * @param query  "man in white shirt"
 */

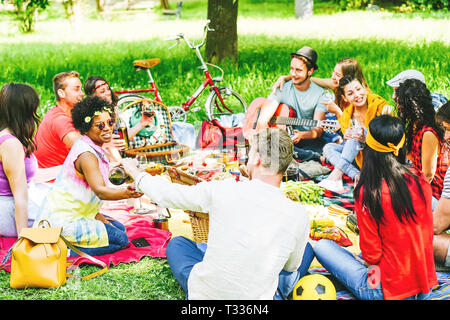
xmin=122 ymin=128 xmax=313 ymax=300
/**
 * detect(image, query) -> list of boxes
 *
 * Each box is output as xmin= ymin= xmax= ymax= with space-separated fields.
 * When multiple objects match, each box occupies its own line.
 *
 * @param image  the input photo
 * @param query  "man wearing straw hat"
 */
xmin=122 ymin=127 xmax=313 ymax=300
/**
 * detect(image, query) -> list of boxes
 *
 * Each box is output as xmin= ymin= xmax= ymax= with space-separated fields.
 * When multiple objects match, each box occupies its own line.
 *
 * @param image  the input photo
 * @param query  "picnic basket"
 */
xmin=120 ymin=98 xmax=190 ymax=165
xmin=167 ymin=166 xmax=210 ymax=243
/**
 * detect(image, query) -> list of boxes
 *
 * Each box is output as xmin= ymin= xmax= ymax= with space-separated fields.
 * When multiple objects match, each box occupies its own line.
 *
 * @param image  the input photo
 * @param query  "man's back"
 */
xmin=189 ymin=179 xmax=309 ymax=299
xmin=138 ymin=174 xmax=310 ymax=300
xmin=34 ymin=105 xmax=78 ymax=168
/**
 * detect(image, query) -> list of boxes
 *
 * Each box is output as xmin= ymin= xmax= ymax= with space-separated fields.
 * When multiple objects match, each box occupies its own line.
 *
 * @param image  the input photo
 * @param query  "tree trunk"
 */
xmin=295 ymin=0 xmax=313 ymax=19
xmin=205 ymin=0 xmax=239 ymax=65
xmin=160 ymin=0 xmax=170 ymax=9
xmin=96 ymin=0 xmax=105 ymax=13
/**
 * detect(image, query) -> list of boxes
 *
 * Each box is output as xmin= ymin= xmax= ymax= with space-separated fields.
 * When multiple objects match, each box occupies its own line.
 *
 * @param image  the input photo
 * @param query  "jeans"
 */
xmin=166 ymin=236 xmax=314 ymax=300
xmin=0 ymin=195 xmax=39 ymax=237
xmin=432 ymin=196 xmax=439 ymax=211
xmin=323 ymin=139 xmax=361 ymax=179
xmin=294 ymin=138 xmax=326 ymax=162
xmin=314 ymin=239 xmax=450 ymax=300
xmin=69 ymin=215 xmax=129 ymax=257
xmin=322 ymin=113 xmax=343 ymax=144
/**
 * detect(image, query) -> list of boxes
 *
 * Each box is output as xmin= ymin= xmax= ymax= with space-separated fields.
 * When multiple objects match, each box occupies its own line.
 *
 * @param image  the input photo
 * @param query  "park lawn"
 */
xmin=0 ymin=5 xmax=448 ymax=300
xmin=0 ymin=256 xmax=185 ymax=300
xmin=0 ymin=35 xmax=448 ymax=123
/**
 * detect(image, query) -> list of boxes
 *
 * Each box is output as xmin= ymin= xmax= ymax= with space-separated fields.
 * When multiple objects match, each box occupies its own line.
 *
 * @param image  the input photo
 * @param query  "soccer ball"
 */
xmin=292 ymin=274 xmax=336 ymax=300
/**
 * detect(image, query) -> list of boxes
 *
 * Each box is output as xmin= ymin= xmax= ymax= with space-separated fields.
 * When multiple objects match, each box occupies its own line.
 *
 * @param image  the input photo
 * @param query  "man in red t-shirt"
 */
xmin=34 ymin=71 xmax=84 ymax=168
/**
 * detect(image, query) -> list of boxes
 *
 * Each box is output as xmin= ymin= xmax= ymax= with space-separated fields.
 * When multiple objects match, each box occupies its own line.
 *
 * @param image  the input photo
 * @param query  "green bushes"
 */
xmin=405 ymin=0 xmax=449 ymax=10
xmin=334 ymin=0 xmax=449 ymax=10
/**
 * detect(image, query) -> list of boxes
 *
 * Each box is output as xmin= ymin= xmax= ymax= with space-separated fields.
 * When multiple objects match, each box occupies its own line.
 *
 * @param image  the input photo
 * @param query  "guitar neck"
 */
xmin=271 ymin=116 xmax=319 ymax=128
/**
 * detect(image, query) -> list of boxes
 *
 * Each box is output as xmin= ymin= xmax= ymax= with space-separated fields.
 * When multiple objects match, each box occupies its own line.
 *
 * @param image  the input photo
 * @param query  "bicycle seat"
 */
xmin=133 ymin=58 xmax=161 ymax=70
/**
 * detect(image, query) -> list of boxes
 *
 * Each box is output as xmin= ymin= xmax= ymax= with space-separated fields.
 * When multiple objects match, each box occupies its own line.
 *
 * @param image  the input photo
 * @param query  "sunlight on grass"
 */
xmin=0 ymin=5 xmax=447 ymax=300
xmin=0 ymin=11 xmax=448 ymax=44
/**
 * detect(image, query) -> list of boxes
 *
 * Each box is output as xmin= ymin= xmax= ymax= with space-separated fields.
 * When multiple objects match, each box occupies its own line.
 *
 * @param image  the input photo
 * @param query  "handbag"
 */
xmin=1 ymin=220 xmax=108 ymax=289
xmin=196 ymin=119 xmax=244 ymax=151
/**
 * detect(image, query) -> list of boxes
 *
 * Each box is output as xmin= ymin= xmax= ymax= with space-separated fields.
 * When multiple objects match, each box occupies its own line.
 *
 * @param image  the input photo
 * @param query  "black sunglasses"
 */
xmin=93 ymin=119 xmax=115 ymax=130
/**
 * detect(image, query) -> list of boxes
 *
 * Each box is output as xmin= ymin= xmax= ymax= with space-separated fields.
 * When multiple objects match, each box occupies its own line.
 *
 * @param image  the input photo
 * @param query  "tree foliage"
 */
xmin=334 ymin=0 xmax=449 ymax=10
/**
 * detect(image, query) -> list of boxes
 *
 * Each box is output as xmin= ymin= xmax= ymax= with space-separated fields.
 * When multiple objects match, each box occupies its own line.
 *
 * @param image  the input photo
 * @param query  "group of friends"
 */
xmin=0 ymin=45 xmax=449 ymax=300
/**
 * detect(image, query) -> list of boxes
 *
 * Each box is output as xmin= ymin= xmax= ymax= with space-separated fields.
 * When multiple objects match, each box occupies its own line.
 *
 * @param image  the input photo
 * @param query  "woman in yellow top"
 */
xmin=318 ymin=75 xmax=393 ymax=192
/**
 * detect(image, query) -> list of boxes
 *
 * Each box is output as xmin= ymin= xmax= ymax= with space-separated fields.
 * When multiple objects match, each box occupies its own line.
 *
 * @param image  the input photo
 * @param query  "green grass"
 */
xmin=0 ymin=257 xmax=185 ymax=299
xmin=0 ymin=36 xmax=448 ymax=123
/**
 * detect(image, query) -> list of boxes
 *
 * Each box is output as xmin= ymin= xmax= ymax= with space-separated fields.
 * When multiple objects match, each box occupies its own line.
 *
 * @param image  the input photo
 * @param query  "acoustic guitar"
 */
xmin=243 ymin=100 xmax=340 ymax=140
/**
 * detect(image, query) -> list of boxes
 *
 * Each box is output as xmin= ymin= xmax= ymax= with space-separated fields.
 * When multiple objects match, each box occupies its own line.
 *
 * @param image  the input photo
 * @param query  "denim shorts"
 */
xmin=0 ymin=195 xmax=39 ymax=237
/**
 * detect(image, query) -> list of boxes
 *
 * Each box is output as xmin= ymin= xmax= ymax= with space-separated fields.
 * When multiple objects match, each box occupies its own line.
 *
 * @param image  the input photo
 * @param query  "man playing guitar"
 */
xmin=244 ymin=46 xmax=331 ymax=162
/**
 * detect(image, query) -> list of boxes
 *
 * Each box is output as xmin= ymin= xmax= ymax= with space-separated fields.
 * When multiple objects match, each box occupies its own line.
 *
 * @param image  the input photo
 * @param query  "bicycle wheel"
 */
xmin=168 ymin=106 xmax=187 ymax=123
xmin=205 ymin=87 xmax=247 ymax=121
xmin=116 ymin=93 xmax=146 ymax=111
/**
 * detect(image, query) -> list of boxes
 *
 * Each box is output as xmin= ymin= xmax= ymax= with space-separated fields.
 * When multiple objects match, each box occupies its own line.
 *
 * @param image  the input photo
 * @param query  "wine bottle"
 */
xmin=114 ymin=107 xmax=129 ymax=150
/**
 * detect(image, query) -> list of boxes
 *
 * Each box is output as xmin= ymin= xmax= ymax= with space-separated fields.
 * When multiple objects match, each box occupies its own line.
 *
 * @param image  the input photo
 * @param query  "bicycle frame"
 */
xmin=114 ymin=69 xmax=163 ymax=103
xmin=181 ymin=69 xmax=228 ymax=113
xmin=115 ymin=20 xmax=235 ymax=115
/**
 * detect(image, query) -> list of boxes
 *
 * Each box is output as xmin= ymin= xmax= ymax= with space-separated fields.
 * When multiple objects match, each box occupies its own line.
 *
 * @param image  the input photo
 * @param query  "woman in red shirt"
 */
xmin=314 ymin=115 xmax=445 ymax=300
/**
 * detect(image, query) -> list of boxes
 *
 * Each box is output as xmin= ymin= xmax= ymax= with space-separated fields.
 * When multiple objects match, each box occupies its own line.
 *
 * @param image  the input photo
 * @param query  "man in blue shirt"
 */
xmin=256 ymin=46 xmax=328 ymax=162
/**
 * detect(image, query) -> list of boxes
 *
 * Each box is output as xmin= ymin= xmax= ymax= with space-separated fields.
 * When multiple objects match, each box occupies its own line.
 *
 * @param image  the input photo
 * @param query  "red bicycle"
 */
xmin=114 ymin=20 xmax=247 ymax=122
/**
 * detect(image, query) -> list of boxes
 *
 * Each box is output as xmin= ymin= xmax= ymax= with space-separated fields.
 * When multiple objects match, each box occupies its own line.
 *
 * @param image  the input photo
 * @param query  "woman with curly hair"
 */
xmin=396 ymin=79 xmax=446 ymax=206
xmin=35 ymin=95 xmax=143 ymax=256
xmin=0 ymin=83 xmax=40 ymax=237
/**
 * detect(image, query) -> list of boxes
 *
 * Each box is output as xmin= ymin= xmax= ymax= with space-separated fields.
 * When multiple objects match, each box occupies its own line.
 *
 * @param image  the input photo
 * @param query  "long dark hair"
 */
xmin=396 ymin=78 xmax=444 ymax=153
xmin=0 ymin=83 xmax=40 ymax=157
xmin=84 ymin=76 xmax=118 ymax=107
xmin=354 ymin=115 xmax=425 ymax=225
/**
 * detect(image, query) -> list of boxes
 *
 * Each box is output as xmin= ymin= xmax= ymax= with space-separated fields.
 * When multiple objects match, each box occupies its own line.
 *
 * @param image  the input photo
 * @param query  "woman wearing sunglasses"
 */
xmin=35 ymin=95 xmax=143 ymax=256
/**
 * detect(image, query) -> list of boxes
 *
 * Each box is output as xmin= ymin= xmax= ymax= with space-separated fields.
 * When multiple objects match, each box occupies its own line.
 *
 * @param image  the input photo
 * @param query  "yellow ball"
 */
xmin=292 ymin=274 xmax=337 ymax=300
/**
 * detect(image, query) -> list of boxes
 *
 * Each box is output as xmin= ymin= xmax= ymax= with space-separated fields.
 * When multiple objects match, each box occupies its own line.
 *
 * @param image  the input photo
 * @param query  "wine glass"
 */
xmin=133 ymin=154 xmax=151 ymax=214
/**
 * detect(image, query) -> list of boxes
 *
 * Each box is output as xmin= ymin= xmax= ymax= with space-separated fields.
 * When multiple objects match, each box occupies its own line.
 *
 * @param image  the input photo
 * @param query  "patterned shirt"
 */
xmin=431 ymin=92 xmax=448 ymax=111
xmin=35 ymin=136 xmax=110 ymax=248
xmin=410 ymin=125 xmax=447 ymax=200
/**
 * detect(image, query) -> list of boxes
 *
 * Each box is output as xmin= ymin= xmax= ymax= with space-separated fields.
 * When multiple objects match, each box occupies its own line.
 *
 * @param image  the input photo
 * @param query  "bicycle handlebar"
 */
xmin=166 ymin=20 xmax=214 ymax=50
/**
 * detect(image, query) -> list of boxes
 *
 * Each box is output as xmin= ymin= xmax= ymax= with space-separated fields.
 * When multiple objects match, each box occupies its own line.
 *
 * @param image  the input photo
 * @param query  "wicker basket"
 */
xmin=167 ymin=167 xmax=210 ymax=243
xmin=125 ymin=142 xmax=190 ymax=165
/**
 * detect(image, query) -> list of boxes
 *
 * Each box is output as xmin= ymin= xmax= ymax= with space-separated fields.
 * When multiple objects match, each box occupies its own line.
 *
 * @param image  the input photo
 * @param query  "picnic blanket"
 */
xmin=0 ymin=201 xmax=171 ymax=273
xmin=313 ymin=162 xmax=355 ymax=212
xmin=309 ymin=162 xmax=450 ymax=300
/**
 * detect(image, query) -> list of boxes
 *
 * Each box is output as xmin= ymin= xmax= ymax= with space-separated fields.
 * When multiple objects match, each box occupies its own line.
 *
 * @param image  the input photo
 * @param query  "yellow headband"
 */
xmin=366 ymin=129 xmax=405 ymax=156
